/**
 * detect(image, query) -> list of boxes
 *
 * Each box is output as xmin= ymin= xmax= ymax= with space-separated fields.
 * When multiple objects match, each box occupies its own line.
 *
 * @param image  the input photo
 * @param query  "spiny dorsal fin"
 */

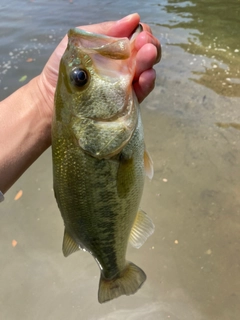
xmin=62 ymin=228 xmax=80 ymax=257
xmin=144 ymin=149 xmax=154 ymax=180
xmin=129 ymin=209 xmax=155 ymax=249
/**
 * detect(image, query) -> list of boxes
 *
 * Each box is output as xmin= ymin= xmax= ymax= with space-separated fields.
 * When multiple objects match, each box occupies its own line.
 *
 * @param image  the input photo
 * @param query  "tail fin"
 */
xmin=98 ymin=262 xmax=146 ymax=303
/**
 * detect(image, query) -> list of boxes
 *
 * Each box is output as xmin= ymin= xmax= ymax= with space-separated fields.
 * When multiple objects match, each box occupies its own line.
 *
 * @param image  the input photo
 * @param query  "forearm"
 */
xmin=0 ymin=77 xmax=52 ymax=194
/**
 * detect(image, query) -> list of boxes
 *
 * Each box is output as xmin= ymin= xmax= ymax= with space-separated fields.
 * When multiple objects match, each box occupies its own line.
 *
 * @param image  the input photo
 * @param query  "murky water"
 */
xmin=1 ymin=1 xmax=240 ymax=319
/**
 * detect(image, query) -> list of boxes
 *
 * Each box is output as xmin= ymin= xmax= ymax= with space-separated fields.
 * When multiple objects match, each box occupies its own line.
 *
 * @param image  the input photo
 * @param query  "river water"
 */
xmin=1 ymin=1 xmax=240 ymax=319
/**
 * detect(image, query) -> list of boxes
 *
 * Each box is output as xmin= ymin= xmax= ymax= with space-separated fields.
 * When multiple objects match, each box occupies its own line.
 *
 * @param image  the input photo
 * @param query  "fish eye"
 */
xmin=70 ymin=68 xmax=88 ymax=87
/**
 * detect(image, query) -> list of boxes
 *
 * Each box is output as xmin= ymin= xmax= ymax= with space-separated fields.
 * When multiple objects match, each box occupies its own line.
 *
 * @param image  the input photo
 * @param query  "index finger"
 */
xmin=135 ymin=30 xmax=161 ymax=64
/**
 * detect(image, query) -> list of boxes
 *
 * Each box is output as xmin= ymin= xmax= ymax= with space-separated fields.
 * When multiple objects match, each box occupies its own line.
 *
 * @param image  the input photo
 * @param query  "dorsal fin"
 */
xmin=62 ymin=228 xmax=80 ymax=257
xmin=129 ymin=209 xmax=155 ymax=249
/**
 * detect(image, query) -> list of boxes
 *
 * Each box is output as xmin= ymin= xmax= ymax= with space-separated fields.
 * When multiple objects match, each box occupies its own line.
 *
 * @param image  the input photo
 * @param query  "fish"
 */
xmin=52 ymin=25 xmax=155 ymax=303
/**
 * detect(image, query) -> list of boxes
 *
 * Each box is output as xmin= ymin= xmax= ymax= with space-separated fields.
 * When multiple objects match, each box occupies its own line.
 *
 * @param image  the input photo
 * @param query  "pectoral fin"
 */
xmin=62 ymin=228 xmax=80 ymax=257
xmin=144 ymin=149 xmax=154 ymax=180
xmin=129 ymin=209 xmax=155 ymax=249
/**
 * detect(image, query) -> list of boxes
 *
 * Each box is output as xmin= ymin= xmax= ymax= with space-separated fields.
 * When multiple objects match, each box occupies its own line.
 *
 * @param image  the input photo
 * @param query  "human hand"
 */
xmin=38 ymin=13 xmax=161 ymax=119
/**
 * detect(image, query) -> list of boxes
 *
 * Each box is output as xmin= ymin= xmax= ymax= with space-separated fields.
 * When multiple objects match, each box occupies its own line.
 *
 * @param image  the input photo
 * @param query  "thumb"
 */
xmin=81 ymin=13 xmax=141 ymax=38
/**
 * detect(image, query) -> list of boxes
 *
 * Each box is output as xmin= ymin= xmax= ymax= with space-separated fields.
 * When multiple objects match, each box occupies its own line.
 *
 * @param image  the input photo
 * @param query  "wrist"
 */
xmin=25 ymin=76 xmax=52 ymax=149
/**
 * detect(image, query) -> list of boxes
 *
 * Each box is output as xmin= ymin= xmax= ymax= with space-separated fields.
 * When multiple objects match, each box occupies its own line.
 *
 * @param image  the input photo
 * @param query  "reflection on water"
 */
xmin=159 ymin=0 xmax=240 ymax=97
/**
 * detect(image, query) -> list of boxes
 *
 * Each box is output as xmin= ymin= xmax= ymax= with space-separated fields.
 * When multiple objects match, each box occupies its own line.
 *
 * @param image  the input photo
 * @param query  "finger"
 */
xmin=135 ymin=31 xmax=161 ymax=64
xmin=133 ymin=69 xmax=156 ymax=103
xmin=134 ymin=43 xmax=158 ymax=82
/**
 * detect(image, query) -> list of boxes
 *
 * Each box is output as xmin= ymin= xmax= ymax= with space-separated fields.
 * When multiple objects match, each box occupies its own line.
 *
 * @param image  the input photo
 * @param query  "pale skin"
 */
xmin=0 ymin=13 xmax=161 ymax=194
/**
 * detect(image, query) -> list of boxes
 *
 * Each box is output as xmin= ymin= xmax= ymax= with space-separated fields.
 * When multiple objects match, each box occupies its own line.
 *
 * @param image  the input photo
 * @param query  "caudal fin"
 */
xmin=98 ymin=262 xmax=146 ymax=303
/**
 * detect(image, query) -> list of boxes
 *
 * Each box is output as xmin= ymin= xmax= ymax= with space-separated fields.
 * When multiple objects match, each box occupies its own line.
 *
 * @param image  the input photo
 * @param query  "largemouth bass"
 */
xmin=52 ymin=25 xmax=154 ymax=303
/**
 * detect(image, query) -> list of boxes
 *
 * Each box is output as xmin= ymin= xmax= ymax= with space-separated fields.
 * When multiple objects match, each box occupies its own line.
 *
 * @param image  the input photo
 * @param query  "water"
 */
xmin=1 ymin=0 xmax=240 ymax=319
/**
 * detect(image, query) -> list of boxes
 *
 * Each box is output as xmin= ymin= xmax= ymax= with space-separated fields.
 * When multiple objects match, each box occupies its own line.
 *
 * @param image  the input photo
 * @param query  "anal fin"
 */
xmin=62 ymin=228 xmax=80 ymax=257
xmin=129 ymin=209 xmax=155 ymax=249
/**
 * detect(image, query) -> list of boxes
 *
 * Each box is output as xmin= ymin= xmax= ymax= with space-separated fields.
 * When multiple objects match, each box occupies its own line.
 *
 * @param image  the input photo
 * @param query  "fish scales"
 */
xmin=52 ymin=25 xmax=154 ymax=303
